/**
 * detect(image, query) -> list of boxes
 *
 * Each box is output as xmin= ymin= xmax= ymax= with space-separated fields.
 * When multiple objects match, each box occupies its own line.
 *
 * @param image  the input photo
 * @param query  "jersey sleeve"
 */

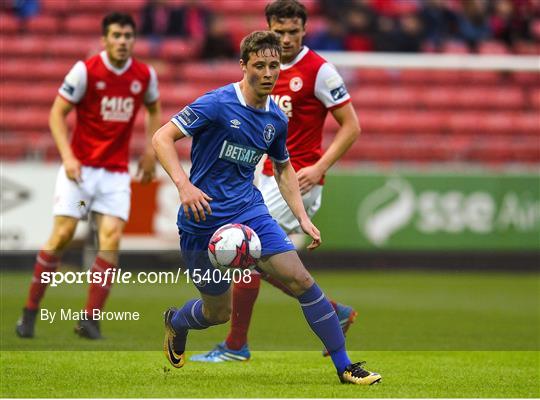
xmin=267 ymin=121 xmax=290 ymax=164
xmin=144 ymin=65 xmax=160 ymax=104
xmin=314 ymin=62 xmax=351 ymax=109
xmin=58 ymin=61 xmax=87 ymax=104
xmin=170 ymin=92 xmax=217 ymax=137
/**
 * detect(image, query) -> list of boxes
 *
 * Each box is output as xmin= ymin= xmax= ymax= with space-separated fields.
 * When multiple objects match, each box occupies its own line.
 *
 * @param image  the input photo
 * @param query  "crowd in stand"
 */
xmin=314 ymin=0 xmax=540 ymax=52
xmin=3 ymin=0 xmax=539 ymax=56
xmin=138 ymin=0 xmax=540 ymax=55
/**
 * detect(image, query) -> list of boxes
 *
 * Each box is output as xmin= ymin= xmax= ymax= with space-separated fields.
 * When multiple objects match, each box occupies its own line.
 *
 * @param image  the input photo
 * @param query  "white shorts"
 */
xmin=258 ymin=174 xmax=322 ymax=234
xmin=53 ymin=166 xmax=131 ymax=221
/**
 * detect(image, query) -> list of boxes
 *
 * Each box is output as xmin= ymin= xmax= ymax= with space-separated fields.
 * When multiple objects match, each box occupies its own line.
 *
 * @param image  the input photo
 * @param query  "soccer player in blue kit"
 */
xmin=152 ymin=31 xmax=381 ymax=385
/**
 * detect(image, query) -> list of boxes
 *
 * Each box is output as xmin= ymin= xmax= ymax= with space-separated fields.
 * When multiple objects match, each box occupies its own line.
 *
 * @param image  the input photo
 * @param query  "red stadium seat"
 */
xmin=179 ymin=62 xmax=242 ymax=85
xmin=160 ymin=39 xmax=200 ymax=61
xmin=513 ymin=41 xmax=540 ymax=55
xmin=0 ymin=34 xmax=99 ymax=58
xmin=513 ymin=72 xmax=540 ymax=87
xmin=206 ymin=0 xmax=317 ymax=15
xmin=159 ymin=84 xmax=216 ymax=109
xmin=0 ymin=35 xmax=47 ymax=57
xmin=460 ymin=70 xmax=502 ymax=84
xmin=40 ymin=0 xmax=70 ymax=14
xmin=398 ymin=69 xmax=463 ymax=84
xmin=68 ymin=0 xmax=112 ymax=14
xmin=0 ymin=13 xmax=20 ymax=34
xmin=109 ymin=0 xmax=147 ymax=13
xmin=64 ymin=14 xmax=102 ymax=36
xmin=0 ymin=136 xmax=27 ymax=160
xmin=512 ymin=113 xmax=540 ymax=134
xmin=0 ymin=59 xmax=74 ymax=81
xmin=0 ymin=83 xmax=58 ymax=106
xmin=478 ymin=41 xmax=509 ymax=54
xmin=26 ymin=14 xmax=60 ymax=34
xmin=530 ymin=89 xmax=540 ymax=109
xmin=442 ymin=41 xmax=470 ymax=54
xmin=0 ymin=107 xmax=50 ymax=131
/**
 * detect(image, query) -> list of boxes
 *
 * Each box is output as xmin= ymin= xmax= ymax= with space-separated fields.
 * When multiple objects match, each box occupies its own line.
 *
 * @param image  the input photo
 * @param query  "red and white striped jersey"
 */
xmin=263 ymin=46 xmax=350 ymax=184
xmin=58 ymin=51 xmax=159 ymax=172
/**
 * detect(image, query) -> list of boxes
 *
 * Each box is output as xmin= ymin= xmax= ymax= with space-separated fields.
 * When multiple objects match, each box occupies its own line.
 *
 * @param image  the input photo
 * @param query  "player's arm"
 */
xmin=274 ymin=160 xmax=321 ymax=249
xmin=49 ymin=96 xmax=80 ymax=182
xmin=297 ymin=102 xmax=360 ymax=194
xmin=152 ymin=122 xmax=212 ymax=222
xmin=137 ymin=100 xmax=162 ymax=184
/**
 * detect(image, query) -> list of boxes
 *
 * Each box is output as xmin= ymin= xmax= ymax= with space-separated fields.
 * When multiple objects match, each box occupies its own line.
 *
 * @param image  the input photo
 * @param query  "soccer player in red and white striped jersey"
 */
xmin=16 ymin=12 xmax=162 ymax=340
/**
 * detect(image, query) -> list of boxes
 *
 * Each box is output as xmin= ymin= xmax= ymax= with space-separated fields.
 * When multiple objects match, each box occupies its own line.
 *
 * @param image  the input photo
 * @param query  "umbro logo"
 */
xmin=230 ymin=119 xmax=241 ymax=129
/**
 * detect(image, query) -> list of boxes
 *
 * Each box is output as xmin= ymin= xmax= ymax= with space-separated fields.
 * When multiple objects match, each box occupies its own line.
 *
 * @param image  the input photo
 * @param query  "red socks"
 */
xmin=85 ymin=256 xmax=115 ymax=316
xmin=225 ymin=272 xmax=261 ymax=350
xmin=25 ymin=250 xmax=59 ymax=310
xmin=223 ymin=273 xmax=342 ymax=351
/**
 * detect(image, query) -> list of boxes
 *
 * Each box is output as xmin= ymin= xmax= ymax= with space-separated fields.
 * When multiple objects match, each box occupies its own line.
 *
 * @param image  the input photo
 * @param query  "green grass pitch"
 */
xmin=1 ymin=269 xmax=539 ymax=397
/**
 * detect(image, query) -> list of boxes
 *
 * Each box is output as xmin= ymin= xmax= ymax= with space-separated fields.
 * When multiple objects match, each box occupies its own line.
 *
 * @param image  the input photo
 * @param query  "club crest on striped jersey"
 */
xmin=130 ymin=80 xmax=142 ymax=94
xmin=289 ymin=76 xmax=303 ymax=92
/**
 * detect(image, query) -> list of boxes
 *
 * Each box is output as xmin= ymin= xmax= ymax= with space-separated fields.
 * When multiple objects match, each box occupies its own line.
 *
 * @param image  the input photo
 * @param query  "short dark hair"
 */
xmin=265 ymin=0 xmax=307 ymax=26
xmin=102 ymin=12 xmax=136 ymax=36
xmin=240 ymin=31 xmax=282 ymax=64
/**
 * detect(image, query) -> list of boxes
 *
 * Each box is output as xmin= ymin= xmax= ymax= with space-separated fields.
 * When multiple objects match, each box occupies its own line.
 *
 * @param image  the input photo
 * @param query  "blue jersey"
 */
xmin=171 ymin=83 xmax=289 ymax=235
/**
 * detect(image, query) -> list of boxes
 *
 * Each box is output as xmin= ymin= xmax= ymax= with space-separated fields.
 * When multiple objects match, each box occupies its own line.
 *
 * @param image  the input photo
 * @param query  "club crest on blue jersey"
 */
xmin=263 ymin=124 xmax=276 ymax=144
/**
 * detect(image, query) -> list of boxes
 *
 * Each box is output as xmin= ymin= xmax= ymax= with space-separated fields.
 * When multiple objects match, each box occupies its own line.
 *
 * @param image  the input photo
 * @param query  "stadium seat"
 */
xmin=478 ymin=41 xmax=509 ymax=54
xmin=159 ymin=84 xmax=216 ymax=109
xmin=513 ymin=41 xmax=540 ymax=55
xmin=26 ymin=14 xmax=60 ymax=34
xmin=207 ymin=0 xmax=317 ymax=15
xmin=460 ymin=70 xmax=502 ymax=84
xmin=160 ymin=39 xmax=200 ymax=61
xmin=180 ymin=62 xmax=242 ymax=85
xmin=0 ymin=136 xmax=27 ymax=160
xmin=442 ymin=41 xmax=470 ymax=54
xmin=530 ymin=89 xmax=540 ymax=109
xmin=64 ymin=14 xmax=103 ymax=36
xmin=0 ymin=35 xmax=47 ymax=57
xmin=513 ymin=72 xmax=540 ymax=86
xmin=109 ymin=0 xmax=146 ymax=13
xmin=0 ymin=107 xmax=50 ymax=131
xmin=0 ymin=13 xmax=21 ymax=34
xmin=40 ymin=0 xmax=70 ymax=14
xmin=0 ymin=59 xmax=74 ymax=81
xmin=397 ymin=69 xmax=464 ymax=84
xmin=0 ymin=83 xmax=58 ymax=106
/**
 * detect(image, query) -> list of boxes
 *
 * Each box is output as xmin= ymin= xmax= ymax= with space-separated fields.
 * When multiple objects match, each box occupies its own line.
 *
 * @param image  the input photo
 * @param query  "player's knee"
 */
xmin=99 ymin=226 xmax=122 ymax=250
xmin=48 ymin=225 xmax=76 ymax=249
xmin=289 ymin=271 xmax=315 ymax=295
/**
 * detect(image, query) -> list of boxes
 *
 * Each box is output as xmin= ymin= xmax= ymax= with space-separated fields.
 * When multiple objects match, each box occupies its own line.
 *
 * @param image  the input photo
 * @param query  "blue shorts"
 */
xmin=179 ymin=213 xmax=296 ymax=295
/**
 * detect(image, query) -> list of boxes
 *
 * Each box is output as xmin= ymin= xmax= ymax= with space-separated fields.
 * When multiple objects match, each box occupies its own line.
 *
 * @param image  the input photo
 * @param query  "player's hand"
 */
xmin=136 ymin=150 xmax=156 ymax=184
xmin=177 ymin=181 xmax=213 ymax=223
xmin=300 ymin=218 xmax=321 ymax=250
xmin=297 ymin=165 xmax=324 ymax=195
xmin=63 ymin=156 xmax=82 ymax=183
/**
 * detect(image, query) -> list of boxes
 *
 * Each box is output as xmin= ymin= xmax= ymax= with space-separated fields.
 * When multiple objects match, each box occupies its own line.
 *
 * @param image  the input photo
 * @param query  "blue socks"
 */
xmin=298 ymin=283 xmax=351 ymax=374
xmin=171 ymin=298 xmax=211 ymax=332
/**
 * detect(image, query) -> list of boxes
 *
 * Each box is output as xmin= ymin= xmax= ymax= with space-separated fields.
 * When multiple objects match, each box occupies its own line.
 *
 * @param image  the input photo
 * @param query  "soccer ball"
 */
xmin=208 ymin=224 xmax=261 ymax=270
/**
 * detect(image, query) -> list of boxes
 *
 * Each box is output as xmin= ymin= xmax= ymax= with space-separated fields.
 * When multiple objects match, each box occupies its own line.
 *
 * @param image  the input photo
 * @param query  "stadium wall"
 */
xmin=1 ymin=162 xmax=538 ymax=270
